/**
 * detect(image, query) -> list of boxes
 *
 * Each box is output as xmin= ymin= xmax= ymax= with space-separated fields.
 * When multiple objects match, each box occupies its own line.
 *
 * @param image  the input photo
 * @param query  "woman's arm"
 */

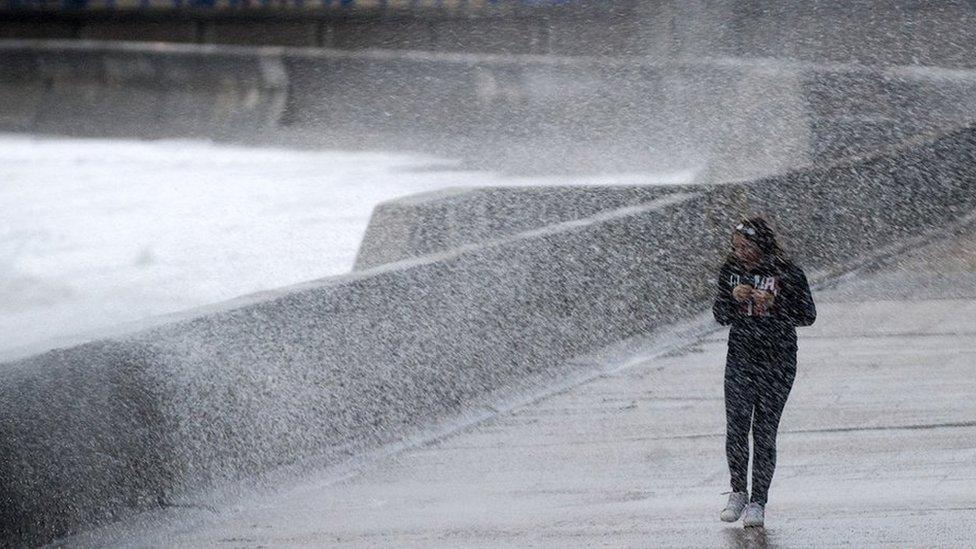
xmin=778 ymin=263 xmax=817 ymax=327
xmin=713 ymin=262 xmax=735 ymax=326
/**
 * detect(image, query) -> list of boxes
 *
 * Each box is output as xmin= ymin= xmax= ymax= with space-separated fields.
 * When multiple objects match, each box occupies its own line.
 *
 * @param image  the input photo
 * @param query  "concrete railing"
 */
xmin=0 ymin=40 xmax=287 ymax=136
xmin=5 ymin=1 xmax=976 ymax=70
xmin=6 ymin=40 xmax=976 ymax=179
xmin=1 ymin=124 xmax=975 ymax=546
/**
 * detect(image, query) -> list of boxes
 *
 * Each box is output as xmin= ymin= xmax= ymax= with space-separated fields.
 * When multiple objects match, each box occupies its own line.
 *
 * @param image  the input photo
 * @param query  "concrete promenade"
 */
xmin=75 ymin=224 xmax=976 ymax=548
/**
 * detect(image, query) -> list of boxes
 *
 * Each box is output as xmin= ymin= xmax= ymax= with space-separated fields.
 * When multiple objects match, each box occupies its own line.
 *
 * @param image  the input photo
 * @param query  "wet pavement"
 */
xmin=74 ymin=223 xmax=976 ymax=548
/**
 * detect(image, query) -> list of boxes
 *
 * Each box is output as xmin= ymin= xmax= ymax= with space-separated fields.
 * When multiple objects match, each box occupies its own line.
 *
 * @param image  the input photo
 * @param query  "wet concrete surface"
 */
xmin=71 ymin=224 xmax=976 ymax=548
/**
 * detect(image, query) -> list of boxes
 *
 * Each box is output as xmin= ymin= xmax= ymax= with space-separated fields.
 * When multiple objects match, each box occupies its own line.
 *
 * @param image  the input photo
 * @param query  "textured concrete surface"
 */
xmin=352 ymin=185 xmax=684 ymax=271
xmin=69 ymin=216 xmax=976 ymax=547
xmin=353 ymin=125 xmax=976 ymax=281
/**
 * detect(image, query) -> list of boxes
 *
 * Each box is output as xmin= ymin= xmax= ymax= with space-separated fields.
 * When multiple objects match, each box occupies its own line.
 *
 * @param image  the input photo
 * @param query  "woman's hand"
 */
xmin=751 ymin=289 xmax=775 ymax=308
xmin=732 ymin=284 xmax=753 ymax=302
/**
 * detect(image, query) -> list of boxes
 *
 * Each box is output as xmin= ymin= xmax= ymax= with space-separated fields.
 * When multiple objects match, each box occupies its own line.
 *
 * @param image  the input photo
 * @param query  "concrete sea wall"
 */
xmin=1 ymin=124 xmax=975 ymax=546
xmin=357 ymin=126 xmax=976 ymax=276
xmin=353 ymin=185 xmax=681 ymax=270
xmin=5 ymin=1 xmax=976 ymax=70
xmin=5 ymin=40 xmax=976 ymax=177
xmin=0 ymin=41 xmax=287 ymax=137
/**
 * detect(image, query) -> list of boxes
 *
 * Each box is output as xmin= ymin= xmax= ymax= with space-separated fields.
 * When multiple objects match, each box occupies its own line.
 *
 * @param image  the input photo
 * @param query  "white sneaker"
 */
xmin=742 ymin=502 xmax=764 ymax=528
xmin=720 ymin=492 xmax=748 ymax=522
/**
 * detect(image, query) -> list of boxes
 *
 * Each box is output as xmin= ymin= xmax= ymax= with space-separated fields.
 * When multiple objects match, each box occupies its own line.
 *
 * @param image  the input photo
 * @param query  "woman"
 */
xmin=713 ymin=217 xmax=816 ymax=528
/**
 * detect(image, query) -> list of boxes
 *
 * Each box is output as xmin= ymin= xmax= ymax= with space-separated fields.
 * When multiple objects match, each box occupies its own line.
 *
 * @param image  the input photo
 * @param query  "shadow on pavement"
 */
xmin=723 ymin=526 xmax=771 ymax=549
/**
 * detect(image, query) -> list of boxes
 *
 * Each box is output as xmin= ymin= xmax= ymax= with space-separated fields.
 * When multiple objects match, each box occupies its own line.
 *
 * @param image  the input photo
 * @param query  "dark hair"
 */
xmin=728 ymin=216 xmax=790 ymax=268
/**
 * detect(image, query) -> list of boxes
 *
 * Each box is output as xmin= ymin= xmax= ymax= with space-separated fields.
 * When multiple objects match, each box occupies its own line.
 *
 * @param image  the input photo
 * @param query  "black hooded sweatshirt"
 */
xmin=712 ymin=255 xmax=817 ymax=355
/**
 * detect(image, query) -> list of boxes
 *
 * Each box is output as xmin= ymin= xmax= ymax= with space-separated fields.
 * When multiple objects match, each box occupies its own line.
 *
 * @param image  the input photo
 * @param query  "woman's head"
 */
xmin=730 ymin=216 xmax=784 ymax=266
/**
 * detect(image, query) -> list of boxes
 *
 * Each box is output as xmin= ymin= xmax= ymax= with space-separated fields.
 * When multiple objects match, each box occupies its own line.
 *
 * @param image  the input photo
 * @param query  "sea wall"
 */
xmin=353 ymin=185 xmax=681 ymax=270
xmin=355 ymin=126 xmax=976 ymax=275
xmin=4 ymin=1 xmax=976 ymax=70
xmin=7 ymin=40 xmax=976 ymax=178
xmin=0 ymin=41 xmax=287 ymax=136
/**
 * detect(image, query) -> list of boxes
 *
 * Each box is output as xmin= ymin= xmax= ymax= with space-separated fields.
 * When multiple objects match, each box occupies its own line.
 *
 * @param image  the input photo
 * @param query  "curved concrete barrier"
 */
xmin=357 ymin=126 xmax=976 ymax=276
xmin=353 ymin=185 xmax=682 ymax=270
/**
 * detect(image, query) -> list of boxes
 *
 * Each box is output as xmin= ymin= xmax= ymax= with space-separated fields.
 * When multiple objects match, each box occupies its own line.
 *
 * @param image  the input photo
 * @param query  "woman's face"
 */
xmin=732 ymin=232 xmax=762 ymax=264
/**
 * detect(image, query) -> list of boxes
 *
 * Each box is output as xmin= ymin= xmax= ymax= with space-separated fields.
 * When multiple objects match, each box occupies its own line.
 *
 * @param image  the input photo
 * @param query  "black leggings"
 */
xmin=724 ymin=345 xmax=796 ymax=506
